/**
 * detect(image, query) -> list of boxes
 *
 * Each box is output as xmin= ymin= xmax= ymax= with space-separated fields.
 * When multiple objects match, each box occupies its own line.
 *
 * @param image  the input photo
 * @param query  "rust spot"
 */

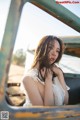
xmin=66 ymin=115 xmax=73 ymax=118
xmin=0 ymin=47 xmax=4 ymax=51
xmin=0 ymin=86 xmax=4 ymax=102
xmin=14 ymin=112 xmax=40 ymax=118
xmin=0 ymin=75 xmax=6 ymax=102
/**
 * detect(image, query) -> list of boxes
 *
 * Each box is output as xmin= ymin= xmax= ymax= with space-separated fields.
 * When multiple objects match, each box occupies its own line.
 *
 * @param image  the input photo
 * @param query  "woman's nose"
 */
xmin=51 ymin=50 xmax=56 ymax=56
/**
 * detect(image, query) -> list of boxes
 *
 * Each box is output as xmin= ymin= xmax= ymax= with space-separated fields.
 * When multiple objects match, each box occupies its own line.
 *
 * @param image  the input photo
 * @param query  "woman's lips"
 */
xmin=50 ymin=58 xmax=55 ymax=63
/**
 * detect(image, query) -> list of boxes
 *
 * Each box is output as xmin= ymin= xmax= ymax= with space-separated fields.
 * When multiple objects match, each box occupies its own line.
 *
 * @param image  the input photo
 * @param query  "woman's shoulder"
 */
xmin=26 ymin=68 xmax=38 ymax=75
xmin=54 ymin=64 xmax=64 ymax=76
xmin=23 ymin=68 xmax=39 ymax=82
xmin=54 ymin=64 xmax=63 ymax=72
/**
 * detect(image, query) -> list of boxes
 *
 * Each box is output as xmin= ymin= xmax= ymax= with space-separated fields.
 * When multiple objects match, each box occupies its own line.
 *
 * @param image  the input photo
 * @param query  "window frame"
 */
xmin=0 ymin=0 xmax=80 ymax=119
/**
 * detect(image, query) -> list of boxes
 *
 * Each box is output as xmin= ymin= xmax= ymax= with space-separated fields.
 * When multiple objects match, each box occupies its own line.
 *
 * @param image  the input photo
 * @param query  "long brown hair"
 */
xmin=31 ymin=35 xmax=64 ymax=70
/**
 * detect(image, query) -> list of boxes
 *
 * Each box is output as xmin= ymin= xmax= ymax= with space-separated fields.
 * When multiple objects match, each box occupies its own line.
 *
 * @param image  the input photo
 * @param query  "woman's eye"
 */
xmin=49 ymin=46 xmax=53 ymax=50
xmin=57 ymin=50 xmax=60 ymax=53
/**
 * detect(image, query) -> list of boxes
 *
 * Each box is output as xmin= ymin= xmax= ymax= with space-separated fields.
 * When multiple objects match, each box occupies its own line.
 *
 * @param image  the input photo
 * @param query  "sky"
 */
xmin=0 ymin=0 xmax=80 ymax=52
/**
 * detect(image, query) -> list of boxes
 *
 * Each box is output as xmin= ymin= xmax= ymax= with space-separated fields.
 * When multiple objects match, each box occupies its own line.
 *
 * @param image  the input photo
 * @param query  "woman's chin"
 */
xmin=49 ymin=61 xmax=55 ymax=65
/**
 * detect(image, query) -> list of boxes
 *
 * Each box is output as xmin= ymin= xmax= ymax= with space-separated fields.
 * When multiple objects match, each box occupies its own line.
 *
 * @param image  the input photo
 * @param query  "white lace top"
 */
xmin=21 ymin=68 xmax=69 ymax=107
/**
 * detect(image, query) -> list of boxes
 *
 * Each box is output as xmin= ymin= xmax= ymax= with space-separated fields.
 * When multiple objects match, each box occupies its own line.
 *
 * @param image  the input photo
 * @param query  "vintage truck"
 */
xmin=0 ymin=0 xmax=80 ymax=120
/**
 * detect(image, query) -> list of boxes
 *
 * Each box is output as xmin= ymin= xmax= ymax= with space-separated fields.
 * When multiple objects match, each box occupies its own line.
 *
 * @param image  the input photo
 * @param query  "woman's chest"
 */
xmin=36 ymin=80 xmax=44 ymax=99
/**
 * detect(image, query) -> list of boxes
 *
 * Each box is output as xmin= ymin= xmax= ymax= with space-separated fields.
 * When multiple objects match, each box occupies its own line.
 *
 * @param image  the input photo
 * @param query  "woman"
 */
xmin=22 ymin=35 xmax=69 ymax=106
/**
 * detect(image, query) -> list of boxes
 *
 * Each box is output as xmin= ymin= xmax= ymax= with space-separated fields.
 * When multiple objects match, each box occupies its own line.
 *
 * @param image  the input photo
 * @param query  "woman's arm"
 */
xmin=23 ymin=69 xmax=55 ymax=106
xmin=23 ymin=76 xmax=44 ymax=105
xmin=40 ymin=68 xmax=54 ymax=106
xmin=52 ymin=66 xmax=69 ymax=105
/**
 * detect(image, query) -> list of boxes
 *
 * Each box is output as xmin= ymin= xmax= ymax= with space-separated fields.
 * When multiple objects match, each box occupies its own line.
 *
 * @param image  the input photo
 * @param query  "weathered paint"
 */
xmin=0 ymin=104 xmax=80 ymax=119
xmin=14 ymin=110 xmax=80 ymax=119
xmin=0 ymin=0 xmax=26 ymax=102
xmin=0 ymin=0 xmax=80 ymax=120
xmin=31 ymin=0 xmax=80 ymax=32
xmin=61 ymin=36 xmax=80 ymax=44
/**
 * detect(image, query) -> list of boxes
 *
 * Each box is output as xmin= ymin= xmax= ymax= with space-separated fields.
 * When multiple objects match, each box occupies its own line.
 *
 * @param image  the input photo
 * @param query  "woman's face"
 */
xmin=48 ymin=40 xmax=60 ymax=64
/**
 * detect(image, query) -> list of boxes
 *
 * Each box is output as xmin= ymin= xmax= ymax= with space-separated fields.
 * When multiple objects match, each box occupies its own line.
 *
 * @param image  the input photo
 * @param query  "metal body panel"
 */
xmin=32 ymin=0 xmax=80 ymax=32
xmin=0 ymin=0 xmax=80 ymax=119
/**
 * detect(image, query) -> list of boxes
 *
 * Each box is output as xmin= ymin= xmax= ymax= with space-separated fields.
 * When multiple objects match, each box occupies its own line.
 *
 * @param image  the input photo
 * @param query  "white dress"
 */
xmin=21 ymin=68 xmax=69 ymax=107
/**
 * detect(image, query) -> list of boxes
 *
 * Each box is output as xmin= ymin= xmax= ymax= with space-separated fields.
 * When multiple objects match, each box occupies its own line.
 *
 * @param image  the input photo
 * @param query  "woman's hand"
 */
xmin=40 ymin=67 xmax=53 ymax=81
xmin=40 ymin=67 xmax=54 ymax=105
xmin=51 ymin=65 xmax=62 ymax=77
